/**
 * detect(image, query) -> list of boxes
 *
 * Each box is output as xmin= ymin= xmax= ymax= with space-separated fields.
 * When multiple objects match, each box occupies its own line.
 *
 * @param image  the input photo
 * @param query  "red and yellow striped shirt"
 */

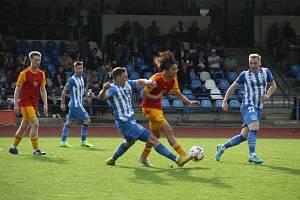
xmin=141 ymin=72 xmax=180 ymax=110
xmin=17 ymin=67 xmax=46 ymax=109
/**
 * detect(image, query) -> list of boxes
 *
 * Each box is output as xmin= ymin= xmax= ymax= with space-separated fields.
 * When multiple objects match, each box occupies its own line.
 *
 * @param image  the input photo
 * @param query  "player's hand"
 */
xmin=261 ymin=94 xmax=270 ymax=101
xmin=43 ymin=104 xmax=48 ymax=114
xmin=154 ymin=92 xmax=163 ymax=100
xmin=60 ymin=103 xmax=66 ymax=111
xmin=190 ymin=100 xmax=200 ymax=105
xmin=222 ymin=101 xmax=229 ymax=111
xmin=103 ymin=82 xmax=111 ymax=90
xmin=14 ymin=104 xmax=19 ymax=114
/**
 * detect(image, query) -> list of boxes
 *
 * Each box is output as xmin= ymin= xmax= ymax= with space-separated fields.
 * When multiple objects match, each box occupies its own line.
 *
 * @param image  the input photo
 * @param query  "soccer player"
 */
xmin=9 ymin=51 xmax=48 ymax=155
xmin=138 ymin=51 xmax=200 ymax=167
xmin=215 ymin=54 xmax=277 ymax=164
xmin=59 ymin=61 xmax=94 ymax=148
xmin=98 ymin=67 xmax=193 ymax=167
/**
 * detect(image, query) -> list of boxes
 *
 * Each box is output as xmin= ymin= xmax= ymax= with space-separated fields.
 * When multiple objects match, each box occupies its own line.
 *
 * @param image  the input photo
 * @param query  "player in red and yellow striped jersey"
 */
xmin=9 ymin=51 xmax=48 ymax=155
xmin=138 ymin=51 xmax=200 ymax=167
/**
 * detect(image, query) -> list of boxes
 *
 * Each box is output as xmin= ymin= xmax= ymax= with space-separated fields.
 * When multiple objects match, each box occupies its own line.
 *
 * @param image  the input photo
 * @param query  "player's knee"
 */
xmin=84 ymin=118 xmax=91 ymax=125
xmin=147 ymin=134 xmax=159 ymax=146
xmin=248 ymin=122 xmax=260 ymax=131
xmin=124 ymin=140 xmax=135 ymax=147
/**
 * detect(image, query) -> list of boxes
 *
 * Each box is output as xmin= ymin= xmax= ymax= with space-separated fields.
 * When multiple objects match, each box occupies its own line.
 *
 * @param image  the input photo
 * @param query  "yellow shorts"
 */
xmin=142 ymin=108 xmax=167 ymax=131
xmin=21 ymin=106 xmax=37 ymax=121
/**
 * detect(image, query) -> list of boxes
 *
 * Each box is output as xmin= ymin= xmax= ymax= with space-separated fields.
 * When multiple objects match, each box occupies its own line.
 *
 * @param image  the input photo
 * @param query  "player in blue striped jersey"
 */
xmin=98 ymin=67 xmax=193 ymax=167
xmin=59 ymin=61 xmax=94 ymax=148
xmin=216 ymin=54 xmax=277 ymax=164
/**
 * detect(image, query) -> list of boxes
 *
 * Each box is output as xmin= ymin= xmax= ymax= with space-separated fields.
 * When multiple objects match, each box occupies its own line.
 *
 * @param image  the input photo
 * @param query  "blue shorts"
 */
xmin=116 ymin=119 xmax=150 ymax=142
xmin=240 ymin=104 xmax=261 ymax=128
xmin=68 ymin=106 xmax=89 ymax=122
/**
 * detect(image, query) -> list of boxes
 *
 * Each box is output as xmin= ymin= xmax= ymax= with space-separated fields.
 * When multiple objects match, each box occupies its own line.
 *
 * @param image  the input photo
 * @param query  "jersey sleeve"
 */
xmin=266 ymin=68 xmax=274 ymax=82
xmin=171 ymin=78 xmax=181 ymax=93
xmin=127 ymin=80 xmax=137 ymax=90
xmin=16 ymin=71 xmax=26 ymax=87
xmin=107 ymin=86 xmax=117 ymax=97
xmin=235 ymin=71 xmax=245 ymax=84
xmin=143 ymin=76 xmax=156 ymax=93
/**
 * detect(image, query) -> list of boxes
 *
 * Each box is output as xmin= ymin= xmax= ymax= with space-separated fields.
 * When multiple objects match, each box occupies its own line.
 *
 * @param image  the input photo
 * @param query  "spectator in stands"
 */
xmin=213 ymin=34 xmax=225 ymax=57
xmin=64 ymin=33 xmax=78 ymax=57
xmin=48 ymin=89 xmax=61 ymax=118
xmin=101 ymin=52 xmax=112 ymax=66
xmin=194 ymin=49 xmax=207 ymax=74
xmin=224 ymin=51 xmax=238 ymax=73
xmin=175 ymin=21 xmax=187 ymax=40
xmin=53 ymin=66 xmax=66 ymax=88
xmin=0 ymin=68 xmax=8 ymax=89
xmin=208 ymin=48 xmax=221 ymax=73
xmin=147 ymin=20 xmax=160 ymax=43
xmin=177 ymin=64 xmax=191 ymax=90
xmin=74 ymin=51 xmax=83 ymax=61
xmin=130 ymin=36 xmax=144 ymax=57
xmin=16 ymin=51 xmax=29 ymax=68
xmin=282 ymin=22 xmax=296 ymax=44
xmin=88 ymin=48 xmax=101 ymax=71
xmin=97 ymin=65 xmax=109 ymax=84
xmin=187 ymin=20 xmax=200 ymax=40
xmin=59 ymin=52 xmax=73 ymax=72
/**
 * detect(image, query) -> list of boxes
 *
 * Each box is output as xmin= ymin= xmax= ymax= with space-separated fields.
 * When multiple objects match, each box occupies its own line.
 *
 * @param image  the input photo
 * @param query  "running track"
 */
xmin=1 ymin=126 xmax=300 ymax=138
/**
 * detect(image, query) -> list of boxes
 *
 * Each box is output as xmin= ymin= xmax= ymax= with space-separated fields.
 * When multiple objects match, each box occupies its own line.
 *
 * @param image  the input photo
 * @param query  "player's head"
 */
xmin=73 ymin=61 xmax=84 ymax=75
xmin=155 ymin=51 xmax=177 ymax=78
xmin=112 ymin=67 xmax=128 ymax=86
xmin=249 ymin=53 xmax=261 ymax=73
xmin=29 ymin=51 xmax=41 ymax=68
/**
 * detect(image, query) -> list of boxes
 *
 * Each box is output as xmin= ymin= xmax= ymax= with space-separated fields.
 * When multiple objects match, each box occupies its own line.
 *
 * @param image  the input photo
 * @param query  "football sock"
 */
xmin=154 ymin=143 xmax=177 ymax=162
xmin=61 ymin=124 xmax=70 ymax=144
xmin=12 ymin=135 xmax=22 ymax=148
xmin=140 ymin=147 xmax=152 ymax=158
xmin=248 ymin=130 xmax=257 ymax=155
xmin=173 ymin=143 xmax=186 ymax=156
xmin=81 ymin=124 xmax=88 ymax=142
xmin=31 ymin=137 xmax=38 ymax=150
xmin=223 ymin=134 xmax=247 ymax=149
xmin=112 ymin=143 xmax=128 ymax=161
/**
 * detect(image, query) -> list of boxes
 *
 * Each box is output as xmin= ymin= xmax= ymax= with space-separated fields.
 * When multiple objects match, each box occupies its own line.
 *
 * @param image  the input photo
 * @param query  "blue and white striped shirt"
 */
xmin=107 ymin=80 xmax=137 ymax=123
xmin=68 ymin=74 xmax=85 ymax=108
xmin=236 ymin=67 xmax=274 ymax=109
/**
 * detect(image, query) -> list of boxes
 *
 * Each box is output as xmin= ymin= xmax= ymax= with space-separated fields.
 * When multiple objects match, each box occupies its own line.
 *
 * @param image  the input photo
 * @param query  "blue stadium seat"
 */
xmin=213 ymin=71 xmax=224 ymax=82
xmin=228 ymin=72 xmax=238 ymax=83
xmin=290 ymin=64 xmax=300 ymax=76
xmin=214 ymin=99 xmax=223 ymax=110
xmin=46 ymin=41 xmax=57 ymax=50
xmin=47 ymin=64 xmax=57 ymax=77
xmin=182 ymin=89 xmax=195 ymax=100
xmin=137 ymin=64 xmax=148 ymax=72
xmin=129 ymin=71 xmax=139 ymax=79
xmin=200 ymin=99 xmax=212 ymax=110
xmin=135 ymin=57 xmax=144 ymax=65
xmin=31 ymin=41 xmax=43 ymax=50
xmin=190 ymin=71 xmax=198 ymax=80
xmin=229 ymin=100 xmax=240 ymax=109
xmin=17 ymin=40 xmax=29 ymax=50
xmin=144 ymin=72 xmax=153 ymax=79
xmin=162 ymin=99 xmax=171 ymax=109
xmin=172 ymin=99 xmax=184 ymax=109
xmin=191 ymin=79 xmax=202 ymax=91
xmin=125 ymin=64 xmax=135 ymax=73
xmin=218 ymin=79 xmax=230 ymax=91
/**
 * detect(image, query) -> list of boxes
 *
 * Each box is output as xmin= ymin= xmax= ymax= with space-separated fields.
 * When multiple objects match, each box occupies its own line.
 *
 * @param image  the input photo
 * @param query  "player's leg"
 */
xmin=9 ymin=118 xmax=30 ymax=154
xmin=60 ymin=119 xmax=73 ymax=147
xmin=215 ymin=127 xmax=248 ymax=161
xmin=160 ymin=120 xmax=186 ymax=157
xmin=106 ymin=140 xmax=135 ymax=166
xmin=76 ymin=107 xmax=94 ymax=147
xmin=247 ymin=122 xmax=263 ymax=163
xmin=27 ymin=107 xmax=45 ymax=155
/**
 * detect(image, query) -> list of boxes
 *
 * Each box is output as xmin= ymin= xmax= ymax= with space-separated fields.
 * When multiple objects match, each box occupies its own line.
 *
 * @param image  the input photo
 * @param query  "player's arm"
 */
xmin=40 ymin=86 xmax=48 ymax=114
xmin=261 ymin=80 xmax=276 ymax=101
xmin=60 ymin=82 xmax=69 ymax=111
xmin=222 ymin=81 xmax=239 ymax=111
xmin=135 ymin=79 xmax=157 ymax=88
xmin=13 ymin=85 xmax=21 ymax=113
xmin=174 ymin=91 xmax=200 ymax=105
xmin=98 ymin=82 xmax=111 ymax=100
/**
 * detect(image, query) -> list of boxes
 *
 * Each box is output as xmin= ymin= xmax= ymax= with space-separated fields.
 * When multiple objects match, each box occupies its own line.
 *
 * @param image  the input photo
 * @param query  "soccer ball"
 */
xmin=188 ymin=146 xmax=204 ymax=162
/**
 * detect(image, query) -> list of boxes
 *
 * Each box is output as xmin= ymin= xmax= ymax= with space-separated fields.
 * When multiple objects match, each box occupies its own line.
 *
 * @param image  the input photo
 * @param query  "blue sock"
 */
xmin=223 ymin=134 xmax=247 ymax=149
xmin=248 ymin=130 xmax=257 ymax=155
xmin=154 ymin=143 xmax=177 ymax=162
xmin=61 ymin=124 xmax=70 ymax=144
xmin=81 ymin=124 xmax=88 ymax=142
xmin=112 ymin=143 xmax=129 ymax=161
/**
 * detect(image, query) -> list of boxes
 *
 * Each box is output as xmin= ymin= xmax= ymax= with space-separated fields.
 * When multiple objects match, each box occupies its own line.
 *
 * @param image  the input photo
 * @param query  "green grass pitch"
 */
xmin=1 ymin=137 xmax=299 ymax=200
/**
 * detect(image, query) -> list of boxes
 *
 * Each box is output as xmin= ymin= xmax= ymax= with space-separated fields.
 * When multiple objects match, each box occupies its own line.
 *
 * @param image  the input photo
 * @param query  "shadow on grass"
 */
xmin=116 ymin=165 xmax=232 ymax=188
xmin=80 ymin=147 xmax=106 ymax=152
xmin=259 ymin=164 xmax=300 ymax=175
xmin=22 ymin=155 xmax=68 ymax=164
